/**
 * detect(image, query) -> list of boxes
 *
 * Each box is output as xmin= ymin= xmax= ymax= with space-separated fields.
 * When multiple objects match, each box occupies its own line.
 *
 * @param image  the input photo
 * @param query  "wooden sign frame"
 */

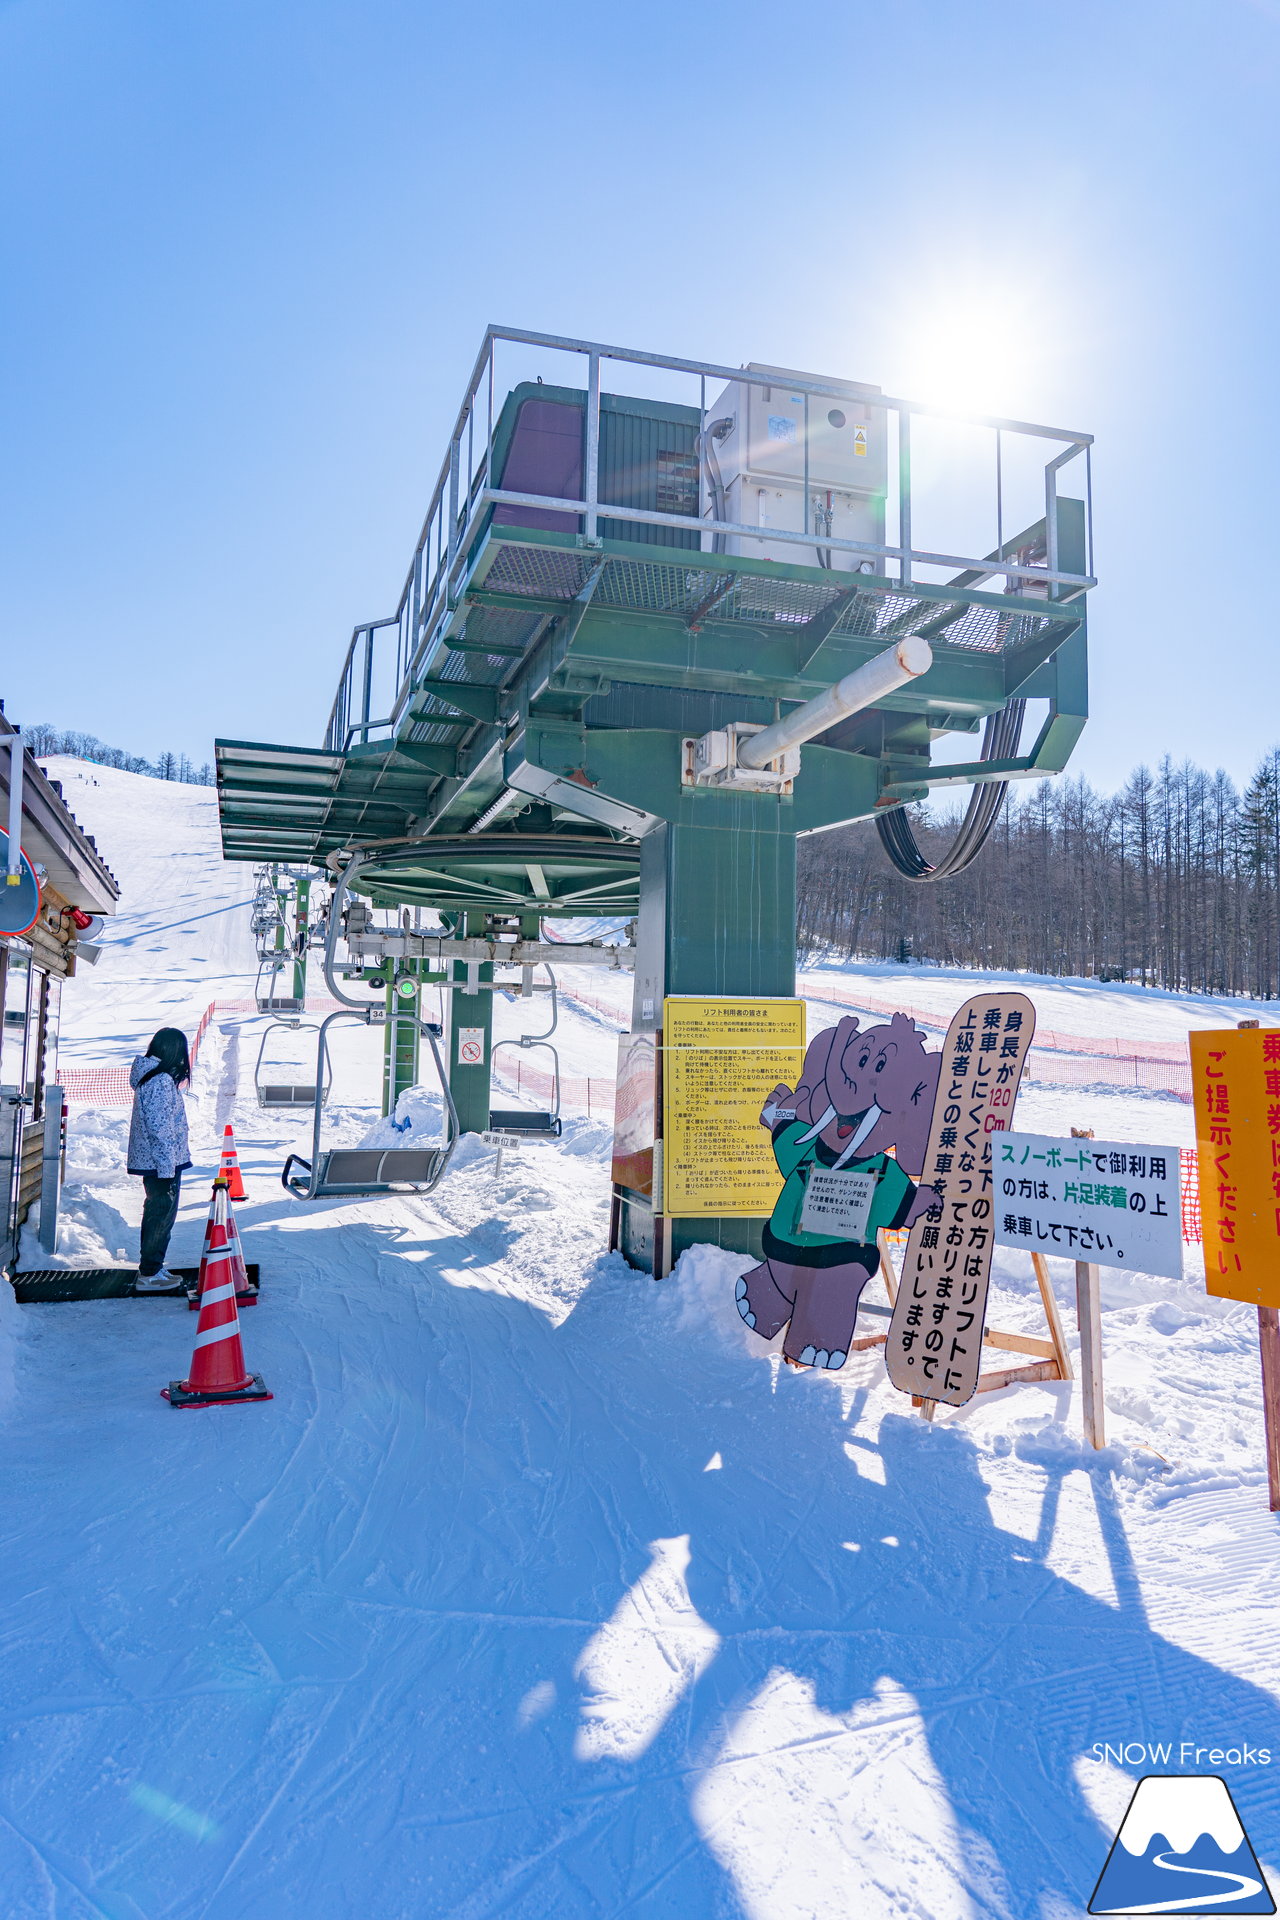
xmin=858 ymin=1232 xmax=1074 ymax=1420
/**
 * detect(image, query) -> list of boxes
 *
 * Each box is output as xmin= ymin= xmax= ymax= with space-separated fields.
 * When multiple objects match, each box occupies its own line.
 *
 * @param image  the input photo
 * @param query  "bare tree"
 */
xmin=797 ymin=746 xmax=1280 ymax=998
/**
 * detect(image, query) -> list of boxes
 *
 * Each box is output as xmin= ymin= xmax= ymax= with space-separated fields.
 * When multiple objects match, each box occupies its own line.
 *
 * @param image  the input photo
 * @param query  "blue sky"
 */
xmin=2 ymin=0 xmax=1277 ymax=791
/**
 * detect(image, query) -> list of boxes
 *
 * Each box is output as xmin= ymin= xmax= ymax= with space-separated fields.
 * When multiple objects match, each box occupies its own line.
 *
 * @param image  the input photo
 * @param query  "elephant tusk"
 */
xmin=795 ymin=1103 xmax=837 ymax=1146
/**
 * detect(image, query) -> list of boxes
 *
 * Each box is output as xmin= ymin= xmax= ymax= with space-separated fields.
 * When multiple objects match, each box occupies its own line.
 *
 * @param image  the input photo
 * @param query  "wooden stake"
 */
xmin=891 ymin=1231 xmax=1075 ymax=1416
xmin=876 ymin=1229 xmax=899 ymax=1306
xmin=1031 ymin=1251 xmax=1074 ymax=1382
xmin=1260 ymin=1306 xmax=1280 ymax=1514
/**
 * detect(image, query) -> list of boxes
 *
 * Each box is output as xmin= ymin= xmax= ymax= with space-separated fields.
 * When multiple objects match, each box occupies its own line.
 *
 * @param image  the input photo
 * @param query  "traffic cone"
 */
xmin=164 ymin=1185 xmax=271 ymax=1407
xmin=187 ymin=1177 xmax=257 ymax=1308
xmin=219 ymin=1124 xmax=247 ymax=1200
xmin=194 ymin=1179 xmax=219 ymax=1275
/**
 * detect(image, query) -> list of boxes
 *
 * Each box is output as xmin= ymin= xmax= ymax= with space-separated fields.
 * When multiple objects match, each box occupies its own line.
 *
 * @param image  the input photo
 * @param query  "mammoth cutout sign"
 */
xmin=734 ymin=992 xmax=1035 ymax=1405
xmin=735 ymin=1009 xmax=948 ymax=1371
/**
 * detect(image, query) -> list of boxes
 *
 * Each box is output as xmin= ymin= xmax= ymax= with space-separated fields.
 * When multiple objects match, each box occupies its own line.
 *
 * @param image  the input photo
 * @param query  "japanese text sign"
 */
xmin=885 ymin=992 xmax=1036 ymax=1407
xmin=993 ymin=1130 xmax=1182 ymax=1279
xmin=662 ymin=997 xmax=805 ymax=1217
xmin=1190 ymin=1029 xmax=1280 ymax=1309
xmin=799 ymin=1167 xmax=877 ymax=1241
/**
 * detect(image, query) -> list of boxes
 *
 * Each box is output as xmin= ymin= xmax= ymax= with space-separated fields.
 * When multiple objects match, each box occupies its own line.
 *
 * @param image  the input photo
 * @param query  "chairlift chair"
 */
xmin=255 ymin=1020 xmax=332 ymax=1110
xmin=282 ymin=1009 xmax=459 ymax=1200
xmin=254 ymin=956 xmax=303 ymax=1016
xmin=490 ymin=965 xmax=563 ymax=1138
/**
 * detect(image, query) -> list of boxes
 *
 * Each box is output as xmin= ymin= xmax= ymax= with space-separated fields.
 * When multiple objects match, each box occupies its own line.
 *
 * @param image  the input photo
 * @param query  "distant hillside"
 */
xmin=23 ymin=722 xmax=213 ymax=785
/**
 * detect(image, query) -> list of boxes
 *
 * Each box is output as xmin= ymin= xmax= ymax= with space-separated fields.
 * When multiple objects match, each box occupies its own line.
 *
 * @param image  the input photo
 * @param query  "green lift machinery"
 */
xmin=216 ymin=325 xmax=1094 ymax=1266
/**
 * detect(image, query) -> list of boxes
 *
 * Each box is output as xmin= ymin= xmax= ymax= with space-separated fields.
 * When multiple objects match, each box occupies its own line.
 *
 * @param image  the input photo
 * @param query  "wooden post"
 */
xmin=1260 ymin=1307 xmax=1280 ymax=1514
xmin=1075 ymin=1260 xmax=1105 ymax=1449
xmin=1071 ymin=1128 xmax=1105 ymax=1450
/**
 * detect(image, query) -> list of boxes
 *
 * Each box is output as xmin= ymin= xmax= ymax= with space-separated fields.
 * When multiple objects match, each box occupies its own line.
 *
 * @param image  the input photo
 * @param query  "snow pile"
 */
xmin=0 ymin=763 xmax=1277 ymax=1918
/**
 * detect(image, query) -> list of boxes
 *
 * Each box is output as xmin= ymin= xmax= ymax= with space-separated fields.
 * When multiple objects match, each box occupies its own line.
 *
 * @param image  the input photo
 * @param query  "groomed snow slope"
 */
xmin=1 ymin=765 xmax=1278 ymax=1920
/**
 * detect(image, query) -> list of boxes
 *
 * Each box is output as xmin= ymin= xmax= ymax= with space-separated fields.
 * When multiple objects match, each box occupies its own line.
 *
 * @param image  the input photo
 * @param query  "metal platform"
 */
xmin=10 ymin=1265 xmax=260 ymax=1302
xmin=212 ymin=327 xmax=1096 ymax=1257
xmin=216 ymin=535 xmax=1084 ymax=884
xmin=216 ymin=326 xmax=1092 ymax=897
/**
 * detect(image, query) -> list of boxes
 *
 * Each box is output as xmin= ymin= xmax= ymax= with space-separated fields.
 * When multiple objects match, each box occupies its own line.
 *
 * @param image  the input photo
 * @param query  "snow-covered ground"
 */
xmin=1 ymin=764 xmax=1278 ymax=1919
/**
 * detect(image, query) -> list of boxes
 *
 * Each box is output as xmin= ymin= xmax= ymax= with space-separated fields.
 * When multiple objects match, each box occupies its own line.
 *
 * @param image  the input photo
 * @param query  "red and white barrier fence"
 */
xmin=56 ymin=985 xmax=1213 ymax=1244
xmin=801 ymin=979 xmax=1197 ymax=1101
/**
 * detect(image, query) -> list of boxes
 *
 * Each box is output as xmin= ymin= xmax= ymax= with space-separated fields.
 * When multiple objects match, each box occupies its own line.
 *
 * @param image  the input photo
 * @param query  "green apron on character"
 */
xmin=764 ymin=1121 xmax=916 ymax=1270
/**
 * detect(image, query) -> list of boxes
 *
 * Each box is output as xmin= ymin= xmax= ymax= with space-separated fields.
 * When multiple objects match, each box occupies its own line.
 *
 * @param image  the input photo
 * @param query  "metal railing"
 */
xmin=323 ymin=325 xmax=1095 ymax=753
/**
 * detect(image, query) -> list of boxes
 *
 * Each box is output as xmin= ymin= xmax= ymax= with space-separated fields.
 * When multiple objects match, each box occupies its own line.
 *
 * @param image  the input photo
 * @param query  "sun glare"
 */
xmin=897 ymin=283 xmax=1044 ymax=416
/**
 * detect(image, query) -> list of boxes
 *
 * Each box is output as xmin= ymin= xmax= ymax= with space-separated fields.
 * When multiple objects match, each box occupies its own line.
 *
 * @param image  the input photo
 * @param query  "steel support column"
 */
xmin=621 ymin=818 xmax=796 ymax=1275
xmin=383 ymin=984 xmax=421 ymax=1118
xmin=447 ymin=912 xmax=494 ymax=1134
xmin=292 ymin=877 xmax=310 ymax=1006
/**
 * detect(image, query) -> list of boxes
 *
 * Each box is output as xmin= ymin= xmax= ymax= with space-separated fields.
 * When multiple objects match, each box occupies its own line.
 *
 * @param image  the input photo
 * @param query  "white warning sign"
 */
xmin=993 ymin=1130 xmax=1182 ymax=1279
xmin=799 ymin=1167 xmax=877 ymax=1241
xmin=457 ymin=1027 xmax=486 ymax=1066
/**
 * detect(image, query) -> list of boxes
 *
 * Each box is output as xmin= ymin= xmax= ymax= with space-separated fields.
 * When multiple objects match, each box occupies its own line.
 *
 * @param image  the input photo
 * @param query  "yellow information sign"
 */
xmin=662 ymin=996 xmax=805 ymax=1217
xmin=1190 ymin=1028 xmax=1280 ymax=1309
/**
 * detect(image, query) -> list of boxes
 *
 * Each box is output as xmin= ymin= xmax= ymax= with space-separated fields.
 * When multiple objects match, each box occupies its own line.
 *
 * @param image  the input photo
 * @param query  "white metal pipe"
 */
xmin=737 ymin=635 xmax=933 ymax=769
xmin=6 ymin=728 xmax=24 ymax=884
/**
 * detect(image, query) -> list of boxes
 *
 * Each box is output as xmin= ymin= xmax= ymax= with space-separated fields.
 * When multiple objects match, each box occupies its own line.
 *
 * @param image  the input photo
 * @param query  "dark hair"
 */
xmin=147 ymin=1027 xmax=191 ymax=1085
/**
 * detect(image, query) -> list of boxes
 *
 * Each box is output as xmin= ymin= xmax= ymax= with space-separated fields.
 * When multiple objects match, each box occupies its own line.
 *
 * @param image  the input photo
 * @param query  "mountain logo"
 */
xmin=1089 ymin=1775 xmax=1275 ymax=1914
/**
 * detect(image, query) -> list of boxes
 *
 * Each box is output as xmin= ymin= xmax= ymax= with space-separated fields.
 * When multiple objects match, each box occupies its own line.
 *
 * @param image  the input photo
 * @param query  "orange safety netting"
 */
xmin=56 ymin=989 xmax=1210 ymax=1244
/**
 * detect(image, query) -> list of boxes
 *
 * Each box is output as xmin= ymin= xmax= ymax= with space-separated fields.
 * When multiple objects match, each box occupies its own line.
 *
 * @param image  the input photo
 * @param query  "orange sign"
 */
xmin=1189 ymin=1029 xmax=1280 ymax=1309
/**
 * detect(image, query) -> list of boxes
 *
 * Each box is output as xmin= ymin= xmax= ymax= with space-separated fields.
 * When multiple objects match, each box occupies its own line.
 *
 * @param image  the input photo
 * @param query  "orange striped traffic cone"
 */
xmin=193 ymin=1179 xmax=219 ymax=1274
xmin=219 ymin=1125 xmax=247 ymax=1201
xmin=163 ymin=1185 xmax=271 ymax=1407
xmin=188 ymin=1178 xmax=257 ymax=1308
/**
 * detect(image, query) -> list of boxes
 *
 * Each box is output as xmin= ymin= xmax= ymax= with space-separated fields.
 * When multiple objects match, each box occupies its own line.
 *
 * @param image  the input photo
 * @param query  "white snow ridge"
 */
xmin=1118 ymin=1776 xmax=1245 ymax=1858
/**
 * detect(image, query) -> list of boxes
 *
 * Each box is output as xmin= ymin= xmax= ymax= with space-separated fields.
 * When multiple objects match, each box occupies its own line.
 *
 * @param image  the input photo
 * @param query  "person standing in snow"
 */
xmin=127 ymin=1027 xmax=193 ymax=1292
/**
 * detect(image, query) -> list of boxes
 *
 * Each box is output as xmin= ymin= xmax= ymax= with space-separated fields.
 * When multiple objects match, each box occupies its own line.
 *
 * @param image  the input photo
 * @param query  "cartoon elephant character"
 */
xmin=735 ymin=1013 xmax=943 ymax=1370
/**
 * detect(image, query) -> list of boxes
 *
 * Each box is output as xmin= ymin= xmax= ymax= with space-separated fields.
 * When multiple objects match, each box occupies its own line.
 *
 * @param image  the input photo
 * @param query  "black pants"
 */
xmin=139 ymin=1172 xmax=182 ymax=1277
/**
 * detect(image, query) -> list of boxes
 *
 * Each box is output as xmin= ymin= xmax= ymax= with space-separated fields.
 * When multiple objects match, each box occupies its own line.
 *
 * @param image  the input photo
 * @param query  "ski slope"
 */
xmin=1 ymin=764 xmax=1278 ymax=1920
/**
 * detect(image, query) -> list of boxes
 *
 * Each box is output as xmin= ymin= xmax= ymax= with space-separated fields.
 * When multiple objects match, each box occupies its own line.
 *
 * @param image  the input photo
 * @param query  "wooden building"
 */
xmin=0 ymin=708 xmax=120 ymax=1261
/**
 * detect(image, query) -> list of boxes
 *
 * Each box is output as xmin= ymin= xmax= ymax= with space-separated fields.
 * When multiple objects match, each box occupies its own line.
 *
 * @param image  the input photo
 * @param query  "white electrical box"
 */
xmin=702 ymin=361 xmax=887 ymax=571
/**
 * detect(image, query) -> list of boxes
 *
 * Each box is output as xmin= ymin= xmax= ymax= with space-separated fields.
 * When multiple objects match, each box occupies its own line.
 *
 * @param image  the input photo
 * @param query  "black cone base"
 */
xmin=163 ymin=1373 xmax=273 ymax=1408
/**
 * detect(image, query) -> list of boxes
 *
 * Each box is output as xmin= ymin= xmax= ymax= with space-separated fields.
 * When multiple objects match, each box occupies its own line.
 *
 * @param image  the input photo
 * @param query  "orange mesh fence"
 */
xmin=801 ymin=981 xmax=1194 ymax=1101
xmin=57 ymin=988 xmax=1207 ymax=1243
xmin=60 ymin=1067 xmax=135 ymax=1104
xmin=1021 ymin=1051 xmax=1192 ymax=1100
xmin=60 ymin=993 xmax=345 ymax=1108
xmin=492 ymin=1054 xmax=614 ymax=1119
xmin=1179 ymin=1147 xmax=1201 ymax=1243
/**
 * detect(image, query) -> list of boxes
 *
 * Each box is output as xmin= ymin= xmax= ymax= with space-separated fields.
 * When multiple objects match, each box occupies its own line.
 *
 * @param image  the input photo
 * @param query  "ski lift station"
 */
xmin=215 ymin=326 xmax=1095 ymax=1271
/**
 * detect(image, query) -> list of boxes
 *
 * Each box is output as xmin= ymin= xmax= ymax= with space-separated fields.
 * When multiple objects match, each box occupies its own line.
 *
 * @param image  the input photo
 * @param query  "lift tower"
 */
xmin=216 ymin=326 xmax=1094 ymax=1270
